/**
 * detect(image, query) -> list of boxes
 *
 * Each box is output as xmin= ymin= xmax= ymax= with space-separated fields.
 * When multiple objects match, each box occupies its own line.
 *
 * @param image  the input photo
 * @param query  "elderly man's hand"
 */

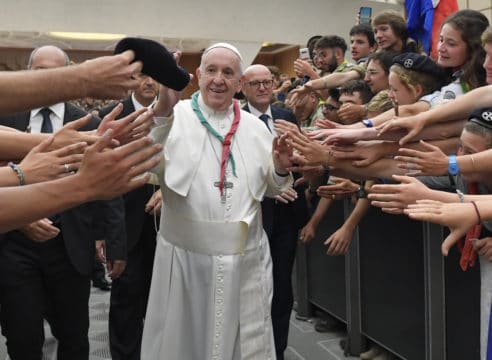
xmin=145 ymin=189 xmax=163 ymax=216
xmin=107 ymin=260 xmax=126 ymax=280
xmin=20 ymin=218 xmax=60 ymax=242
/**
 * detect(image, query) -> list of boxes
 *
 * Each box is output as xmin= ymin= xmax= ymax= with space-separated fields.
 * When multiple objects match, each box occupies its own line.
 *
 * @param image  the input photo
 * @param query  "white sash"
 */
xmin=160 ymin=207 xmax=249 ymax=255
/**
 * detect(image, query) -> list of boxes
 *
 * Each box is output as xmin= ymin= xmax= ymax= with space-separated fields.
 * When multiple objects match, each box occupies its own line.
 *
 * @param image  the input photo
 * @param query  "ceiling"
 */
xmin=0 ymin=30 xmax=296 ymax=55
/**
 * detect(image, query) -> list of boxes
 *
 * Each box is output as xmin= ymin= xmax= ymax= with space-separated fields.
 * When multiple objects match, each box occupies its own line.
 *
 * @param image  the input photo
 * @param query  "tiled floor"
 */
xmin=0 ymin=287 xmax=359 ymax=360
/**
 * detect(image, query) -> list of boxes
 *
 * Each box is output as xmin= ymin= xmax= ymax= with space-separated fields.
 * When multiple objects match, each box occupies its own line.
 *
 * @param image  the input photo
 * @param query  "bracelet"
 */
xmin=8 ymin=162 xmax=25 ymax=186
xmin=456 ymin=189 xmax=465 ymax=203
xmin=470 ymin=154 xmax=476 ymax=171
xmin=362 ymin=119 xmax=373 ymax=128
xmin=470 ymin=201 xmax=482 ymax=225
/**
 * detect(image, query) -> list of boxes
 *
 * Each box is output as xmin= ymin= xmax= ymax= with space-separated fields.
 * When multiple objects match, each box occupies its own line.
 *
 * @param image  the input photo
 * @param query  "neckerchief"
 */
xmin=191 ymin=91 xmax=240 ymax=196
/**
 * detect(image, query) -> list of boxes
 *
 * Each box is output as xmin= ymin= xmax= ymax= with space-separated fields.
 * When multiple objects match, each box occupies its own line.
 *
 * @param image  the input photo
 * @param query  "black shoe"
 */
xmin=93 ymin=278 xmax=111 ymax=291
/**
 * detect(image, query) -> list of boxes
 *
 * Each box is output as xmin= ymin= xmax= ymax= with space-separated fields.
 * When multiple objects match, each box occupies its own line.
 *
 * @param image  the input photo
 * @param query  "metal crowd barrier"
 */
xmin=295 ymin=200 xmax=480 ymax=360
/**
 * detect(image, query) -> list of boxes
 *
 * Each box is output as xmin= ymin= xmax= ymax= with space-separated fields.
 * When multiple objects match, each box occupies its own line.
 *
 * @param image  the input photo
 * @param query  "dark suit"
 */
xmin=243 ymin=104 xmax=309 ymax=360
xmin=99 ymin=96 xmax=158 ymax=360
xmin=0 ymin=103 xmax=124 ymax=360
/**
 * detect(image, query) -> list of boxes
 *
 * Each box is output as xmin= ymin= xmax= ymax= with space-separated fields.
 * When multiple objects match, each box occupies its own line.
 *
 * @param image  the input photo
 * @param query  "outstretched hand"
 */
xmin=404 ymin=200 xmax=478 ymax=256
xmin=20 ymin=135 xmax=86 ymax=184
xmin=369 ymin=174 xmax=432 ymax=214
xmin=272 ymin=133 xmax=294 ymax=174
xmin=285 ymin=130 xmax=332 ymax=167
xmin=394 ymin=140 xmax=448 ymax=176
xmin=317 ymin=177 xmax=359 ymax=198
xmin=98 ymin=105 xmax=154 ymax=145
xmin=75 ymin=130 xmax=162 ymax=200
xmin=273 ymin=119 xmax=301 ymax=136
xmin=80 ymin=50 xmax=143 ymax=100
xmin=377 ymin=114 xmax=426 ymax=145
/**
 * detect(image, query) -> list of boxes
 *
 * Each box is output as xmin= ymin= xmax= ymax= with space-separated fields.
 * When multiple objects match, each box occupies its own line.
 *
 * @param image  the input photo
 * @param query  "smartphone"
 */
xmin=299 ymin=47 xmax=310 ymax=61
xmin=359 ymin=6 xmax=372 ymax=25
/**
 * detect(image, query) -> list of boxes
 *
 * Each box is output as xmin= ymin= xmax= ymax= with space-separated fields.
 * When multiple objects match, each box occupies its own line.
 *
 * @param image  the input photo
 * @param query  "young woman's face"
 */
xmin=388 ymin=71 xmax=419 ymax=105
xmin=373 ymin=23 xmax=401 ymax=51
xmin=483 ymin=42 xmax=492 ymax=85
xmin=437 ymin=23 xmax=469 ymax=70
xmin=364 ymin=59 xmax=389 ymax=93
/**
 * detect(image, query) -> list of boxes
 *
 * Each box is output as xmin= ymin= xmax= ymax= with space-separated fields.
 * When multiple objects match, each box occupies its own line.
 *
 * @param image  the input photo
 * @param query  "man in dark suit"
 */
xmin=0 ymin=45 xmax=126 ymax=360
xmin=98 ymin=73 xmax=159 ymax=360
xmin=242 ymin=64 xmax=309 ymax=360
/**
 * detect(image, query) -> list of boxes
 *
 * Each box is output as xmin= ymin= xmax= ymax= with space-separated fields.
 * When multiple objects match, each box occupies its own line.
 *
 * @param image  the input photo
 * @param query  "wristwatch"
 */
xmin=448 ymin=154 xmax=459 ymax=176
xmin=362 ymin=119 xmax=373 ymax=128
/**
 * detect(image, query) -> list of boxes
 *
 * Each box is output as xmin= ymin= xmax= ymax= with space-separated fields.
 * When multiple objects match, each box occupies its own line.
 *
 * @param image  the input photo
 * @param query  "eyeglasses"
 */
xmin=246 ymin=79 xmax=274 ymax=89
xmin=324 ymin=104 xmax=340 ymax=111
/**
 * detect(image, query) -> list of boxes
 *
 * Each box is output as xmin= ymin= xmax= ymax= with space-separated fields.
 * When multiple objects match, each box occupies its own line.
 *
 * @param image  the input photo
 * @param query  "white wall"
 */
xmin=0 ymin=0 xmax=401 ymax=46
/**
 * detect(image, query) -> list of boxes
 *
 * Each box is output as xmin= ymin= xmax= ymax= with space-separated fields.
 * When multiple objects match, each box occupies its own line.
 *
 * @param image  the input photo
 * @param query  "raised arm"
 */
xmin=0 ymin=132 xmax=161 ymax=233
xmin=377 ymin=85 xmax=492 ymax=143
xmin=0 ymin=50 xmax=142 ymax=115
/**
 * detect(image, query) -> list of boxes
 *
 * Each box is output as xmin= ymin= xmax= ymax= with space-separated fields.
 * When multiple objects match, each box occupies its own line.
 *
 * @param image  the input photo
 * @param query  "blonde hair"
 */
xmin=482 ymin=27 xmax=492 ymax=45
xmin=390 ymin=64 xmax=442 ymax=98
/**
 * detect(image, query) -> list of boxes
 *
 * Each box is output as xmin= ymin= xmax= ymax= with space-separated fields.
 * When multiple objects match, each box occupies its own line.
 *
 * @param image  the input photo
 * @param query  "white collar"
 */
xmin=31 ymin=102 xmax=65 ymax=119
xmin=131 ymin=92 xmax=156 ymax=111
xmin=247 ymin=103 xmax=272 ymax=119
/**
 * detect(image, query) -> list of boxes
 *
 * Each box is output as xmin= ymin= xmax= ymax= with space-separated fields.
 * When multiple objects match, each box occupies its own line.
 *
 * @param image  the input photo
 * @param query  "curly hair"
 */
xmin=390 ymin=64 xmax=444 ymax=99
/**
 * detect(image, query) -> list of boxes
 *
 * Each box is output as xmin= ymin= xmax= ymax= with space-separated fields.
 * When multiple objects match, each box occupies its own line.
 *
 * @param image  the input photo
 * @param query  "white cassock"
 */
xmin=141 ymin=94 xmax=292 ymax=360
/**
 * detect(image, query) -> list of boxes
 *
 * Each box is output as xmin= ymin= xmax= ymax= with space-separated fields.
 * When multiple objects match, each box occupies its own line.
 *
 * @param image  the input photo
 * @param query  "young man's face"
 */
xmin=313 ymin=48 xmax=338 ymax=72
xmin=350 ymin=33 xmax=375 ymax=62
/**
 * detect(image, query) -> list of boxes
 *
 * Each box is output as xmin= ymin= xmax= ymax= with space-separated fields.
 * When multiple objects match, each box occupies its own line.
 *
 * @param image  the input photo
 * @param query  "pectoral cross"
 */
xmin=214 ymin=178 xmax=234 ymax=204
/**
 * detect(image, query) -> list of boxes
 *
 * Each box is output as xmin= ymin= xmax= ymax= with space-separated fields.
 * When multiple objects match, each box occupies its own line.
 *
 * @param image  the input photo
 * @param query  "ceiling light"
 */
xmin=48 ymin=32 xmax=126 ymax=41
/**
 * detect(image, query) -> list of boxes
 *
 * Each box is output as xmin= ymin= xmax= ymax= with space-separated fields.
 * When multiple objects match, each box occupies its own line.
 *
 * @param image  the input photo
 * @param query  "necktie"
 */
xmin=39 ymin=107 xmax=60 ymax=225
xmin=259 ymin=114 xmax=271 ymax=132
xmin=40 ymin=107 xmax=53 ymax=133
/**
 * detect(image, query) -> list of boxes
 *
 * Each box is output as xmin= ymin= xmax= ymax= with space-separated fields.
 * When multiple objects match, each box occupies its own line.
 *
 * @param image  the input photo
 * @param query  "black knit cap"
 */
xmin=392 ymin=53 xmax=445 ymax=78
xmin=114 ymin=37 xmax=190 ymax=91
xmin=469 ymin=107 xmax=492 ymax=130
